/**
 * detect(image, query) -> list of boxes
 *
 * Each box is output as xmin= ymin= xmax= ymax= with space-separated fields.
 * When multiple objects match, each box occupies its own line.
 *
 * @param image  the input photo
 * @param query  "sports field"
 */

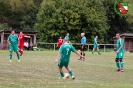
xmin=0 ymin=50 xmax=133 ymax=88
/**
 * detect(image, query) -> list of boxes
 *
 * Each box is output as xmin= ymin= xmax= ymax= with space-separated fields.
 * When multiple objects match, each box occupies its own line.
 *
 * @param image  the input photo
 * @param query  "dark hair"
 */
xmin=11 ymin=30 xmax=15 ymax=32
xmin=116 ymin=33 xmax=121 ymax=35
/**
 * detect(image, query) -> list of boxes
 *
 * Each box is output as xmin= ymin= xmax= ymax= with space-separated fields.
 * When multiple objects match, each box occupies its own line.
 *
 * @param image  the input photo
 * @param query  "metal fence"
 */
xmin=37 ymin=42 xmax=115 ymax=52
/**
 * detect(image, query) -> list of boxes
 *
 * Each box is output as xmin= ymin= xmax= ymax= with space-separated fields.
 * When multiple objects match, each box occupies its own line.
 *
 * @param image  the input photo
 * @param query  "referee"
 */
xmin=79 ymin=33 xmax=86 ymax=61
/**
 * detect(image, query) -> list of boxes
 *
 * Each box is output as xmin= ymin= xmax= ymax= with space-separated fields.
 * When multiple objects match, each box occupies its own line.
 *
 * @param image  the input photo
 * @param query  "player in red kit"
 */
xmin=18 ymin=31 xmax=30 ymax=56
xmin=57 ymin=37 xmax=63 ymax=49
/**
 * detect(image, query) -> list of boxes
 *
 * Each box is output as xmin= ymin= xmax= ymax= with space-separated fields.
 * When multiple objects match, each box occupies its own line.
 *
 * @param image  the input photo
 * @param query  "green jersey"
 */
xmin=94 ymin=38 xmax=97 ymax=45
xmin=116 ymin=38 xmax=124 ymax=52
xmin=59 ymin=43 xmax=76 ymax=62
xmin=65 ymin=36 xmax=70 ymax=41
xmin=8 ymin=34 xmax=19 ymax=45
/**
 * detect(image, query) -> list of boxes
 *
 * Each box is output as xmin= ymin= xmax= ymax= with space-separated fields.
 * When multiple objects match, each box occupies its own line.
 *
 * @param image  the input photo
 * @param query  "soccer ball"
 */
xmin=65 ymin=73 xmax=69 ymax=78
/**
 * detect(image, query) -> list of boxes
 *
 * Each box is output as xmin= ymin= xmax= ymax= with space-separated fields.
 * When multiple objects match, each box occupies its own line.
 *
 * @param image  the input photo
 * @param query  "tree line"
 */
xmin=0 ymin=0 xmax=133 ymax=43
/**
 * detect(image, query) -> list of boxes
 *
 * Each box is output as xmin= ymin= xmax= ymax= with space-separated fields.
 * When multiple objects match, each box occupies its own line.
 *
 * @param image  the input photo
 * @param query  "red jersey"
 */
xmin=18 ymin=34 xmax=25 ymax=48
xmin=58 ymin=39 xmax=63 ymax=45
xmin=57 ymin=39 xmax=63 ymax=49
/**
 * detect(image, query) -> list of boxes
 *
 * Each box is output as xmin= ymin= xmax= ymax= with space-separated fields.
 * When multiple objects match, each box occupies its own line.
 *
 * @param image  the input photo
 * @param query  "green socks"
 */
xmin=98 ymin=51 xmax=100 ymax=54
xmin=9 ymin=54 xmax=12 ymax=60
xmin=17 ymin=54 xmax=20 ymax=60
xmin=92 ymin=51 xmax=94 ymax=54
xmin=116 ymin=62 xmax=120 ymax=69
xmin=69 ymin=70 xmax=74 ymax=76
xmin=120 ymin=62 xmax=124 ymax=68
xmin=60 ymin=72 xmax=64 ymax=77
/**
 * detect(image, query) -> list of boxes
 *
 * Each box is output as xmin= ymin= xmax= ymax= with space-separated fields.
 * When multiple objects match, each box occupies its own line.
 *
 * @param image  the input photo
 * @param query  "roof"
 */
xmin=121 ymin=33 xmax=133 ymax=37
xmin=0 ymin=30 xmax=38 ymax=34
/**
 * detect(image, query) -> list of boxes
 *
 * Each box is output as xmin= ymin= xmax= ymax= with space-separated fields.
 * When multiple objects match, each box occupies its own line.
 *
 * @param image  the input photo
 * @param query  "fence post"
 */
xmin=88 ymin=44 xmax=89 ymax=51
xmin=54 ymin=43 xmax=55 ymax=51
xmin=104 ymin=44 xmax=106 ymax=52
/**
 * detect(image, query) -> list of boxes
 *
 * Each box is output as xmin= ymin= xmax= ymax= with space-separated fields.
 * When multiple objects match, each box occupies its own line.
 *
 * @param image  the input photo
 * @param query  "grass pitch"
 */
xmin=0 ymin=50 xmax=133 ymax=88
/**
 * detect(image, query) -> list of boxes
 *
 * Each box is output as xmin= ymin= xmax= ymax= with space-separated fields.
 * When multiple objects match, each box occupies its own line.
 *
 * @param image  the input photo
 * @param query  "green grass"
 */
xmin=0 ymin=50 xmax=133 ymax=88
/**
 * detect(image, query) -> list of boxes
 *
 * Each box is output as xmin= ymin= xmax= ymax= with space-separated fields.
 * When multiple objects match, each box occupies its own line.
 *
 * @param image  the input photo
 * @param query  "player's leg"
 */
xmin=79 ymin=45 xmax=83 ymax=60
xmin=119 ymin=59 xmax=124 ymax=72
xmin=58 ymin=67 xmax=65 ymax=79
xmin=83 ymin=46 xmax=85 ymax=60
xmin=92 ymin=45 xmax=95 ymax=54
xmin=9 ymin=44 xmax=13 ymax=61
xmin=119 ymin=52 xmax=124 ymax=72
xmin=65 ymin=62 xmax=75 ymax=79
xmin=115 ymin=59 xmax=120 ymax=71
xmin=14 ymin=45 xmax=20 ymax=61
xmin=58 ymin=61 xmax=65 ymax=78
xmin=97 ymin=47 xmax=101 ymax=55
xmin=9 ymin=51 xmax=13 ymax=61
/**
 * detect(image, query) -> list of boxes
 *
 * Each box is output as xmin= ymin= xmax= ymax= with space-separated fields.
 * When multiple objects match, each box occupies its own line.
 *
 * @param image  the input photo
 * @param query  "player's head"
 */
xmin=63 ymin=38 xmax=68 ymax=43
xmin=66 ymin=33 xmax=69 ymax=36
xmin=95 ymin=35 xmax=98 ymax=38
xmin=59 ymin=36 xmax=62 ymax=39
xmin=11 ymin=30 xmax=15 ymax=35
xmin=20 ymin=31 xmax=23 ymax=34
xmin=81 ymin=33 xmax=85 ymax=37
xmin=116 ymin=33 xmax=121 ymax=39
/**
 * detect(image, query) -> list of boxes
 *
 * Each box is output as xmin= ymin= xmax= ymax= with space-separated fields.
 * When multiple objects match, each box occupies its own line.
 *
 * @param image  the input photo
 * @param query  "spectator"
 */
xmin=24 ymin=41 xmax=29 ymax=50
xmin=29 ymin=42 xmax=33 ymax=51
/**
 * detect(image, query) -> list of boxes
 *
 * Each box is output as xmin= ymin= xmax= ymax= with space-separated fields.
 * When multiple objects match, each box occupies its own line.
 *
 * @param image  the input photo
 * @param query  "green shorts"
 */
xmin=116 ymin=51 xmax=124 ymax=59
xmin=93 ymin=44 xmax=98 ymax=48
xmin=58 ymin=60 xmax=69 ymax=68
xmin=9 ymin=44 xmax=18 ymax=52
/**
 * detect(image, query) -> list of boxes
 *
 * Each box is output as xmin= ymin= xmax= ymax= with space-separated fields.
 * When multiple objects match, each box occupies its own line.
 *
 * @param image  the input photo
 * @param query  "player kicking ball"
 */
xmin=115 ymin=33 xmax=124 ymax=72
xmin=55 ymin=38 xmax=85 ymax=79
xmin=92 ymin=36 xmax=101 ymax=55
xmin=8 ymin=30 xmax=20 ymax=62
xmin=18 ymin=31 xmax=30 ymax=56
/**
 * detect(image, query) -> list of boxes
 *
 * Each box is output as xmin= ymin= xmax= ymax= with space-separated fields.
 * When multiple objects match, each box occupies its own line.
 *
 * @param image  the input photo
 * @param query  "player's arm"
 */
xmin=71 ymin=46 xmax=85 ymax=58
xmin=24 ymin=35 xmax=30 ymax=38
xmin=55 ymin=52 xmax=61 ymax=63
xmin=116 ymin=40 xmax=123 ymax=53
xmin=75 ymin=51 xmax=85 ymax=58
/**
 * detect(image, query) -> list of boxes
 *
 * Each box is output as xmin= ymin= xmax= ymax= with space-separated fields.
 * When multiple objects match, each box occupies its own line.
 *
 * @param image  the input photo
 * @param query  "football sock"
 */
xmin=69 ymin=70 xmax=74 ymax=76
xmin=21 ymin=51 xmax=23 ymax=56
xmin=17 ymin=54 xmax=20 ymax=60
xmin=60 ymin=72 xmax=64 ymax=77
xmin=92 ymin=51 xmax=94 ymax=54
xmin=120 ymin=62 xmax=124 ymax=69
xmin=116 ymin=62 xmax=120 ymax=69
xmin=9 ymin=54 xmax=12 ymax=60
xmin=98 ymin=51 xmax=100 ymax=54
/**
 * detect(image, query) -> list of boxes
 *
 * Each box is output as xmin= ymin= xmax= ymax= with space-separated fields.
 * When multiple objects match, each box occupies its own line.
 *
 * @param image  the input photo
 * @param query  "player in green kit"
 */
xmin=7 ymin=30 xmax=20 ymax=62
xmin=55 ymin=38 xmax=84 ymax=79
xmin=65 ymin=33 xmax=70 ymax=43
xmin=115 ymin=33 xmax=124 ymax=72
xmin=92 ymin=36 xmax=101 ymax=55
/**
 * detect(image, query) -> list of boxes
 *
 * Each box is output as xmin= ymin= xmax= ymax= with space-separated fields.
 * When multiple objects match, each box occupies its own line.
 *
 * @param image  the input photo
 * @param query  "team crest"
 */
xmin=114 ymin=0 xmax=133 ymax=17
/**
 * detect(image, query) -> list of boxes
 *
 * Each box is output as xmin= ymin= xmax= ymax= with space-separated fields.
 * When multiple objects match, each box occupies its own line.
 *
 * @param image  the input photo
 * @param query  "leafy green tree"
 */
xmin=20 ymin=5 xmax=39 ymax=31
xmin=35 ymin=0 xmax=109 ymax=43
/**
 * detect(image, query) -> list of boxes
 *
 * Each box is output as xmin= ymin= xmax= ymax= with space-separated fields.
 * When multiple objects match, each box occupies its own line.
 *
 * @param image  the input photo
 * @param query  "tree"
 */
xmin=35 ymin=0 xmax=109 ymax=43
xmin=20 ymin=5 xmax=39 ymax=31
xmin=103 ymin=0 xmax=133 ymax=43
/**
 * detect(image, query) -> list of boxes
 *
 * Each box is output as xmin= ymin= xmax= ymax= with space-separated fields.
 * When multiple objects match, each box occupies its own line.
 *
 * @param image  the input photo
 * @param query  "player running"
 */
xmin=55 ymin=38 xmax=84 ymax=79
xmin=65 ymin=33 xmax=70 ymax=43
xmin=57 ymin=37 xmax=63 ymax=49
xmin=115 ymin=33 xmax=124 ymax=72
xmin=8 ymin=30 xmax=20 ymax=62
xmin=79 ymin=33 xmax=86 ymax=61
xmin=92 ymin=36 xmax=101 ymax=55
xmin=18 ymin=31 xmax=30 ymax=56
